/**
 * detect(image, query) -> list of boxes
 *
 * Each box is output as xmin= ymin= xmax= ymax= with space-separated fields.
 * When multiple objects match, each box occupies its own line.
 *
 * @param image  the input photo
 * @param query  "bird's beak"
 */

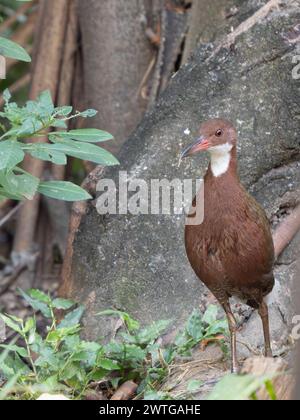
xmin=180 ymin=135 xmax=210 ymax=160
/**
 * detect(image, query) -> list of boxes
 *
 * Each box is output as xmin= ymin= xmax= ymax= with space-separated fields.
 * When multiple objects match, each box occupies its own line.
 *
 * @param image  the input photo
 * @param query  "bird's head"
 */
xmin=180 ymin=118 xmax=237 ymax=160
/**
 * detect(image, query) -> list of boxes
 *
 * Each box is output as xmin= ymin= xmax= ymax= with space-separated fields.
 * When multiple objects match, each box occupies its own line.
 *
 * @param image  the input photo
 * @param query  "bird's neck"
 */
xmin=208 ymin=144 xmax=237 ymax=178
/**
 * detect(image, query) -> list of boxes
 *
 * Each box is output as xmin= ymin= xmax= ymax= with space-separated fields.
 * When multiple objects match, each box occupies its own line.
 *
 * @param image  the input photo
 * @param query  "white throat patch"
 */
xmin=209 ymin=143 xmax=233 ymax=177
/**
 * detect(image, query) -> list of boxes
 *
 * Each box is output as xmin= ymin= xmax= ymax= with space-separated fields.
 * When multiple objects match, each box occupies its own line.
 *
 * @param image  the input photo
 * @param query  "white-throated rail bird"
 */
xmin=181 ymin=118 xmax=275 ymax=373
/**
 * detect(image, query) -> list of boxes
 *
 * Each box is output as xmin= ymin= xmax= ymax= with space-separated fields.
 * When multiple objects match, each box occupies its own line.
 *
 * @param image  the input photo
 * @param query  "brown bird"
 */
xmin=181 ymin=118 xmax=275 ymax=373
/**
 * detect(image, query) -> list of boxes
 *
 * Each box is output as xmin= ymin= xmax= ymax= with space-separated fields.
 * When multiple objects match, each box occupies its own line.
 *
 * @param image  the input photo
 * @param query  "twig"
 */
xmin=0 ymin=202 xmax=23 ymax=229
xmin=273 ymin=203 xmax=300 ymax=259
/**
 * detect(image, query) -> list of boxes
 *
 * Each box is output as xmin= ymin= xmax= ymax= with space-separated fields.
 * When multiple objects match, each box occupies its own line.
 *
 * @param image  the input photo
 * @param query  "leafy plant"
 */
xmin=0 ymin=291 xmax=227 ymax=400
xmin=0 ymin=90 xmax=119 ymax=201
xmin=174 ymin=306 xmax=228 ymax=355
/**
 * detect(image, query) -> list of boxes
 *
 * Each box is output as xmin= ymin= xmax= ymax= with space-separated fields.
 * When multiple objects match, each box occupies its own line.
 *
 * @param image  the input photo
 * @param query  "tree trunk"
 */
xmin=77 ymin=0 xmax=162 ymax=154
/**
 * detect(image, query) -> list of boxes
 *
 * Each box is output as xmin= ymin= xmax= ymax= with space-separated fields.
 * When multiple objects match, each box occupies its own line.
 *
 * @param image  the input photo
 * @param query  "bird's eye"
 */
xmin=215 ymin=129 xmax=222 ymax=137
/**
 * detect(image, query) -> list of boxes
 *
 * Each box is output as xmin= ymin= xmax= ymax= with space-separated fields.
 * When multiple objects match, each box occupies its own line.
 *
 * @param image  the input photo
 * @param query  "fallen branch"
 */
xmin=273 ymin=203 xmax=300 ymax=259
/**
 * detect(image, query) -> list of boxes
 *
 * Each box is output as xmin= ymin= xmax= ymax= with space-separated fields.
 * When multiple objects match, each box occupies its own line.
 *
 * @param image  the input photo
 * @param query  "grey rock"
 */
xmin=66 ymin=1 xmax=300 ymax=343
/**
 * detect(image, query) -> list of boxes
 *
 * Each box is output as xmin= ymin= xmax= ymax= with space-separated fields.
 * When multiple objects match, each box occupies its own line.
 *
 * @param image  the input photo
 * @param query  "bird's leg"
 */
xmin=258 ymin=301 xmax=272 ymax=358
xmin=222 ymin=301 xmax=239 ymax=374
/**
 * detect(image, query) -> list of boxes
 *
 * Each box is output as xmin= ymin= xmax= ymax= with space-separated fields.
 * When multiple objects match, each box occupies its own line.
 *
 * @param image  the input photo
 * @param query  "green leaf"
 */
xmin=49 ymin=138 xmax=119 ymax=166
xmin=38 ymin=90 xmax=54 ymax=115
xmin=56 ymin=128 xmax=113 ymax=143
xmin=27 ymin=289 xmax=51 ymax=304
xmin=186 ymin=309 xmax=203 ymax=342
xmin=0 ymin=344 xmax=28 ymax=358
xmin=0 ymin=141 xmax=25 ymax=171
xmin=28 ymin=146 xmax=67 ymax=165
xmin=58 ymin=306 xmax=85 ymax=329
xmin=79 ymin=109 xmax=98 ymax=118
xmin=54 ymin=106 xmax=73 ymax=117
xmin=23 ymin=317 xmax=36 ymax=334
xmin=60 ymin=362 xmax=79 ymax=381
xmin=97 ymin=359 xmax=121 ymax=371
xmin=136 ymin=320 xmax=171 ymax=345
xmin=204 ymin=319 xmax=228 ymax=338
xmin=18 ymin=289 xmax=52 ymax=318
xmin=0 ymin=314 xmax=22 ymax=334
xmin=202 ymin=305 xmax=218 ymax=326
xmin=90 ymin=368 xmax=108 ymax=381
xmin=52 ymin=298 xmax=75 ymax=310
xmin=97 ymin=310 xmax=140 ymax=332
xmin=0 ymin=170 xmax=39 ymax=200
xmin=38 ymin=181 xmax=92 ymax=202
xmin=0 ymin=36 xmax=31 ymax=62
xmin=105 ymin=342 xmax=146 ymax=364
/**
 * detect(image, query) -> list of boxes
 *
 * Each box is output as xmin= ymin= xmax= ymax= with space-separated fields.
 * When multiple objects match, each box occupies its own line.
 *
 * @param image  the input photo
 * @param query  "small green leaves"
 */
xmin=0 ymin=292 xmax=233 ymax=401
xmin=0 ymin=36 xmax=31 ymax=62
xmin=0 ymin=89 xmax=118 ymax=203
xmin=0 ymin=170 xmax=39 ymax=200
xmin=54 ymin=106 xmax=73 ymax=117
xmin=38 ymin=181 xmax=92 ymax=202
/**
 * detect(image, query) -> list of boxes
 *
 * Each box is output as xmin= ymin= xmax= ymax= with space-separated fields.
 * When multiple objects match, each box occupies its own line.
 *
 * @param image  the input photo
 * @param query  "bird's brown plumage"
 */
xmin=185 ymin=151 xmax=274 ymax=308
xmin=182 ymin=118 xmax=275 ymax=371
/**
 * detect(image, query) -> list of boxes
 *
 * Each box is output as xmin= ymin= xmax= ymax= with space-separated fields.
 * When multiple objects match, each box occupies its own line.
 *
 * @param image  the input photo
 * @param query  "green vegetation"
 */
xmin=0 ymin=90 xmax=119 ymax=201
xmin=0 ymin=290 xmax=228 ymax=400
xmin=0 ymin=2 xmax=118 ymax=203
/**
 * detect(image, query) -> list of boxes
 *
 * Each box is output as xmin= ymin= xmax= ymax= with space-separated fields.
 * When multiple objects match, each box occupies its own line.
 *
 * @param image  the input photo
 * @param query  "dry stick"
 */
xmin=0 ymin=1 xmax=34 ymax=34
xmin=273 ymin=204 xmax=300 ymax=260
xmin=206 ymin=0 xmax=281 ymax=62
xmin=0 ymin=74 xmax=30 ymax=108
xmin=110 ymin=381 xmax=138 ymax=401
xmin=13 ymin=0 xmax=71 ymax=260
xmin=0 ymin=202 xmax=24 ymax=229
